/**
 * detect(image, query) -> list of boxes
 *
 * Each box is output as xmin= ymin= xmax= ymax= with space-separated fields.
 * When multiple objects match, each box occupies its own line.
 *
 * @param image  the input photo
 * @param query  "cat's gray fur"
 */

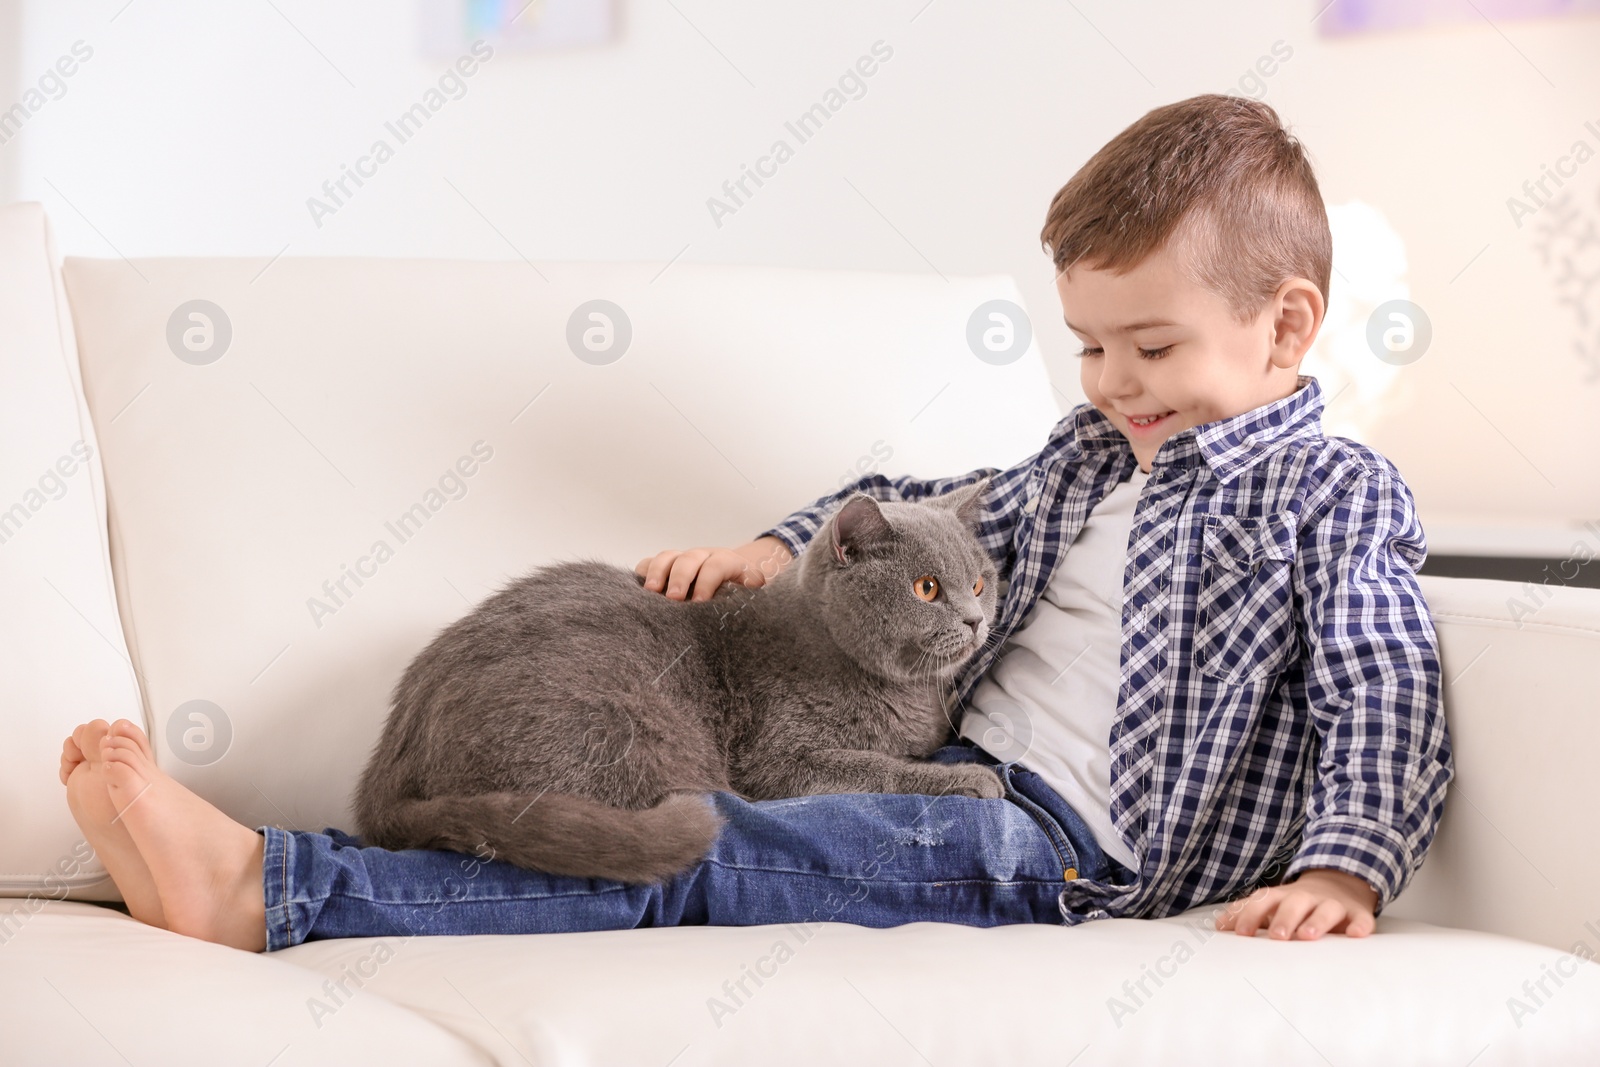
xmin=354 ymin=479 xmax=1002 ymax=883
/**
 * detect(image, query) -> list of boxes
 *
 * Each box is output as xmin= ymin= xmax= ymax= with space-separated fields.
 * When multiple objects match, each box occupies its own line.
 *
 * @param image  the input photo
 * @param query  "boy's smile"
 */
xmin=1055 ymin=233 xmax=1323 ymax=473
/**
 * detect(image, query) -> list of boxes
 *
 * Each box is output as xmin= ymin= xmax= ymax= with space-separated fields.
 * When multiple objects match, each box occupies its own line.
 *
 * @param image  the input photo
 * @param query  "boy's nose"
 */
xmin=1096 ymin=352 xmax=1139 ymax=399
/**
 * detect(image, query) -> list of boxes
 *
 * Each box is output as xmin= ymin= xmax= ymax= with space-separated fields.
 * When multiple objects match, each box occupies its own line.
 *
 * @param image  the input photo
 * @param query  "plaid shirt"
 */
xmin=756 ymin=374 xmax=1453 ymax=922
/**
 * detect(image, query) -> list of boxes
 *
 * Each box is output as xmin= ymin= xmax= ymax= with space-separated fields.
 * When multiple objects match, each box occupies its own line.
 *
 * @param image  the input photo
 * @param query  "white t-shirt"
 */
xmin=960 ymin=466 xmax=1149 ymax=873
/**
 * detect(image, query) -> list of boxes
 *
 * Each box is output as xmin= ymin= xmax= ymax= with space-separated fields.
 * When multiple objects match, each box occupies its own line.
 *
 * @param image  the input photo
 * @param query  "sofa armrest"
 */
xmin=1383 ymin=575 xmax=1600 ymax=952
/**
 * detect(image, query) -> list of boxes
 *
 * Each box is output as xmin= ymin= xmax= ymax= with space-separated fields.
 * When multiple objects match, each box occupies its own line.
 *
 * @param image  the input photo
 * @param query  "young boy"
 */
xmin=60 ymin=93 xmax=1451 ymax=952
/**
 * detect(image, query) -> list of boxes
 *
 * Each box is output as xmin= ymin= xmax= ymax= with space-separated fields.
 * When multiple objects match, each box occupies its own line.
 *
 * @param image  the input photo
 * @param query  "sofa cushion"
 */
xmin=0 ymin=902 xmax=488 ymax=1065
xmin=60 ymin=254 xmax=1060 ymax=839
xmin=275 ymin=905 xmax=1600 ymax=1065
xmin=0 ymin=204 xmax=143 ymax=898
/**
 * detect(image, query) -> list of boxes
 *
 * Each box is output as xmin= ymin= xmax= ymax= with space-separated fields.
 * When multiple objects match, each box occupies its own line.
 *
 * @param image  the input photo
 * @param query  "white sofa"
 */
xmin=2 ymin=200 xmax=1598 ymax=1066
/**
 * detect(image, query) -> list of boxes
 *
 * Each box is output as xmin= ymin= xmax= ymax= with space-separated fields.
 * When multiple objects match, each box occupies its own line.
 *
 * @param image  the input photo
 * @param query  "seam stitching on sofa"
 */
xmin=1434 ymin=610 xmax=1600 ymax=638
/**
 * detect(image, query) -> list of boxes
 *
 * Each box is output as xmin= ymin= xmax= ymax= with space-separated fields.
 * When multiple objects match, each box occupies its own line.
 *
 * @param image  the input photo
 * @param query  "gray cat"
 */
xmin=353 ymin=479 xmax=1002 ymax=884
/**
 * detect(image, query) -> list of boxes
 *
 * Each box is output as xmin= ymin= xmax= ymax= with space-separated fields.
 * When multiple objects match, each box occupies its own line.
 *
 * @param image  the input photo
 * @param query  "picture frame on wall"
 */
xmin=419 ymin=0 xmax=618 ymax=57
xmin=1317 ymin=0 xmax=1600 ymax=36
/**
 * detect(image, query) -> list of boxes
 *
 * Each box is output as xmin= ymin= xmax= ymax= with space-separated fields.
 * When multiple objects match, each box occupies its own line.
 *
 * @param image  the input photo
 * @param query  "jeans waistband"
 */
xmin=954 ymin=737 xmax=1137 ymax=887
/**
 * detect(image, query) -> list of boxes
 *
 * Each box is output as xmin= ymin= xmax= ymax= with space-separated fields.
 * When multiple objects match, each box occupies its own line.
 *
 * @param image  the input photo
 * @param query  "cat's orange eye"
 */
xmin=973 ymin=577 xmax=984 ymax=596
xmin=912 ymin=575 xmax=940 ymax=602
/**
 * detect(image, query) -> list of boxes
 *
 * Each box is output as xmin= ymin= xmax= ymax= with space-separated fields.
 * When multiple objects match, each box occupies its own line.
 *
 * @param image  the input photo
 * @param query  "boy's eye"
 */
xmin=973 ymin=576 xmax=985 ymax=596
xmin=1075 ymin=344 xmax=1175 ymax=360
xmin=912 ymin=576 xmax=940 ymax=602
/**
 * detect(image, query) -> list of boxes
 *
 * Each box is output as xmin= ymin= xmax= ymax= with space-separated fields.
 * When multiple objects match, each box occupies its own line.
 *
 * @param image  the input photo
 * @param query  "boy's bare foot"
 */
xmin=99 ymin=719 xmax=268 ymax=952
xmin=62 ymin=720 xmax=166 ymax=928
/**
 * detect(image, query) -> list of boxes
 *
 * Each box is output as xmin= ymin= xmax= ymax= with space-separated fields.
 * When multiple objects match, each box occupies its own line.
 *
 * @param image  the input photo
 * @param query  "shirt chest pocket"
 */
xmin=1192 ymin=513 xmax=1300 ymax=684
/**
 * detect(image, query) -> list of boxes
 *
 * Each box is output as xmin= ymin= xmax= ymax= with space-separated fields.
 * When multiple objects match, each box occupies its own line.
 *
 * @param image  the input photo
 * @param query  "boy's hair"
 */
xmin=1039 ymin=94 xmax=1331 ymax=323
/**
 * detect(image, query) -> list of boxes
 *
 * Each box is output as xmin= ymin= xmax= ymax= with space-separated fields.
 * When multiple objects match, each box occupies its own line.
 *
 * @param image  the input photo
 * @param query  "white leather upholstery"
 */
xmin=1388 ymin=576 xmax=1600 ymax=954
xmin=4 ymin=200 xmax=1598 ymax=1064
xmin=0 ymin=204 xmax=140 ymax=898
xmin=2 ymin=903 xmax=489 ymax=1065
xmin=274 ymin=903 xmax=1600 ymax=1066
xmin=6 ymin=900 xmax=1597 ymax=1067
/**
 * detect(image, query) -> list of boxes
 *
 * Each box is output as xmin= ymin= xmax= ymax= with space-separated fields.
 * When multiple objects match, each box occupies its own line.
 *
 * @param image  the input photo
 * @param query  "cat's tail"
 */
xmin=361 ymin=791 xmax=727 ymax=884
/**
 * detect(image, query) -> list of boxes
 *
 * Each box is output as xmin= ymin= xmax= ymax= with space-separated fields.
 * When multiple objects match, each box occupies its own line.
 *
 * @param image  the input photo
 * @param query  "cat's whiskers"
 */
xmin=920 ymin=639 xmax=964 ymax=689
xmin=906 ymin=644 xmax=945 ymax=698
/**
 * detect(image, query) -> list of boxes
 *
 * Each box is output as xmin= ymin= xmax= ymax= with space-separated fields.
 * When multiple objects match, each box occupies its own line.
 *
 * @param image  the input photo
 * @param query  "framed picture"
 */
xmin=420 ymin=0 xmax=618 ymax=56
xmin=1317 ymin=0 xmax=1600 ymax=36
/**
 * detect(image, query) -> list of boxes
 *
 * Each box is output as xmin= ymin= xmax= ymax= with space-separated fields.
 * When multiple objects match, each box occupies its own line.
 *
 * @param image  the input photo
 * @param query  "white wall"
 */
xmin=0 ymin=0 xmax=18 ymax=204
xmin=3 ymin=0 xmax=1598 ymax=533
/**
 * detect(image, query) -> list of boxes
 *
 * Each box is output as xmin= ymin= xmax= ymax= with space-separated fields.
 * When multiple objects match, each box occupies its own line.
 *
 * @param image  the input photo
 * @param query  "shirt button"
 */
xmin=1024 ymin=493 xmax=1039 ymax=515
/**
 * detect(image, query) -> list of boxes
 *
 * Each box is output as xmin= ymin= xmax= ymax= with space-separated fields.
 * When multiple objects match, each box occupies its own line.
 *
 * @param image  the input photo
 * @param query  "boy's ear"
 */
xmin=1269 ymin=276 xmax=1324 ymax=368
xmin=931 ymin=477 xmax=992 ymax=530
xmin=831 ymin=494 xmax=893 ymax=565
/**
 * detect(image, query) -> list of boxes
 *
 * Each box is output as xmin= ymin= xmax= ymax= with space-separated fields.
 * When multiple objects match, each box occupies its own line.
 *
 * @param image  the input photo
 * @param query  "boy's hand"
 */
xmin=635 ymin=536 xmax=793 ymax=602
xmin=1214 ymin=868 xmax=1379 ymax=940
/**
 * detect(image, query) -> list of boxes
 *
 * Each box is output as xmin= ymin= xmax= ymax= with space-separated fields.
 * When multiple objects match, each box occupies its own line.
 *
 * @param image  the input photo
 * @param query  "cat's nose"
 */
xmin=963 ymin=617 xmax=982 ymax=634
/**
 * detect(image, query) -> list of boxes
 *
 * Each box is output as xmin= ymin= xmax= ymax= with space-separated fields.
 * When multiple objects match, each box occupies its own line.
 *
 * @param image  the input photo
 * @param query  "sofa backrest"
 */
xmin=56 ymin=245 xmax=1061 ymax=849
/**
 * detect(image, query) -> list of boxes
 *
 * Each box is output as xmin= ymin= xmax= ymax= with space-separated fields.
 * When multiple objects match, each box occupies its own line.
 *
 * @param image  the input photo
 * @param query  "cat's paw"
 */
xmin=937 ymin=763 xmax=1006 ymax=800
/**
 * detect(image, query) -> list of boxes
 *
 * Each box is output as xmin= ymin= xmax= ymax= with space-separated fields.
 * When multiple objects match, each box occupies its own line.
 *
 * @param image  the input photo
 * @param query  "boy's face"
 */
xmin=1056 ymin=237 xmax=1321 ymax=473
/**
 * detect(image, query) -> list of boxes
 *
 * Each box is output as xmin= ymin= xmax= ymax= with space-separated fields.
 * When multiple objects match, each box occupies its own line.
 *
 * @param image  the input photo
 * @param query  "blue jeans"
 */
xmin=260 ymin=740 xmax=1139 ymax=951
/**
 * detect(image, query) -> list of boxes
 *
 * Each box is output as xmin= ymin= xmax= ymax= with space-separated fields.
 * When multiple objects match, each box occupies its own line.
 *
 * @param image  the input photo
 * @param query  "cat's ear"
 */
xmin=831 ymin=493 xmax=893 ymax=565
xmin=932 ymin=477 xmax=992 ymax=530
